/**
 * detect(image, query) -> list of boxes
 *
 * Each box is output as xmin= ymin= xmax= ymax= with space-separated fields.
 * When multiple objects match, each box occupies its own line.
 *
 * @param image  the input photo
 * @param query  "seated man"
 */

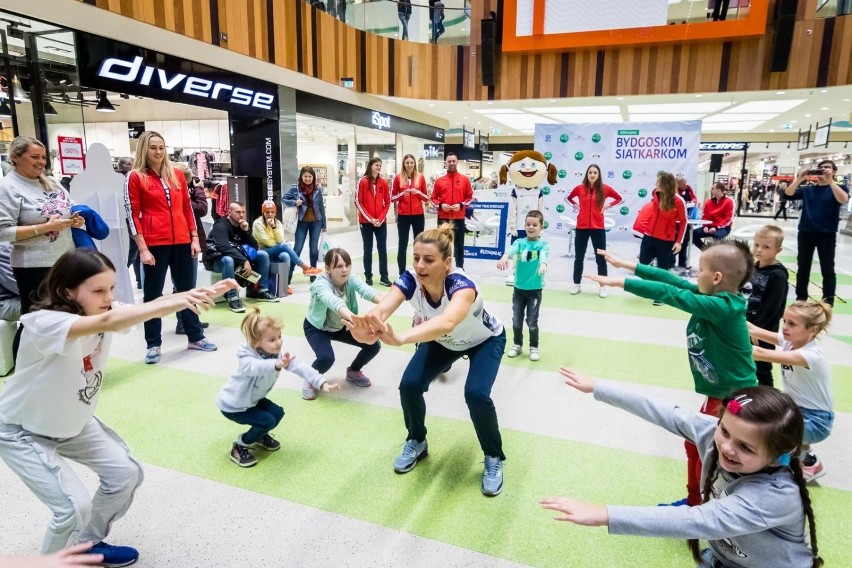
xmin=692 ymin=181 xmax=734 ymax=252
xmin=205 ymin=202 xmax=279 ymax=313
xmin=0 ymin=243 xmax=21 ymax=322
xmin=252 ymin=200 xmax=322 ymax=295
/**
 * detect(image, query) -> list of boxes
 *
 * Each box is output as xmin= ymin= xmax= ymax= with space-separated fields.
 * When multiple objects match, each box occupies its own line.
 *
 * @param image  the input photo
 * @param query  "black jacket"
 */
xmin=745 ymin=262 xmax=789 ymax=331
xmin=204 ymin=216 xmax=258 ymax=269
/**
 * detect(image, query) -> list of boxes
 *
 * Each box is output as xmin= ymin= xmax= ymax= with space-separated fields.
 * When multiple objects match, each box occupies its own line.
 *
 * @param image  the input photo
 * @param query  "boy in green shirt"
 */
xmin=588 ymin=241 xmax=757 ymax=507
xmin=497 ymin=210 xmax=549 ymax=361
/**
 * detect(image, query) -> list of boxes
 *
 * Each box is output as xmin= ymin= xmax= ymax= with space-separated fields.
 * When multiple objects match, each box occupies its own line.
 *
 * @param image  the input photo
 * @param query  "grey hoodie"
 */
xmin=216 ymin=344 xmax=326 ymax=413
xmin=596 ymin=381 xmax=813 ymax=568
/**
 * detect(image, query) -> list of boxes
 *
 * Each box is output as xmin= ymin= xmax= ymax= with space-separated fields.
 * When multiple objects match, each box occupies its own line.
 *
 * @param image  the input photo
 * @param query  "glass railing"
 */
xmin=307 ymin=0 xmax=471 ymax=46
xmin=815 ymin=0 xmax=852 ymax=18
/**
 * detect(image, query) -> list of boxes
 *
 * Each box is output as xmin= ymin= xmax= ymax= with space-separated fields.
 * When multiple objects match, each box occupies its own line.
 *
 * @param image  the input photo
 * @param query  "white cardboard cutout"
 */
xmin=70 ymin=143 xmax=135 ymax=305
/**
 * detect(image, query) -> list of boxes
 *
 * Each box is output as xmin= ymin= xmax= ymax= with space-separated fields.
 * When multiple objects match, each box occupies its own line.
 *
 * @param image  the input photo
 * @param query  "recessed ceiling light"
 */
xmin=694 ymin=94 xmax=703 ymax=98
xmin=428 ymin=103 xmax=435 ymax=107
xmin=820 ymin=107 xmax=829 ymax=110
xmin=487 ymin=101 xmax=493 ymax=105
xmin=617 ymin=97 xmax=624 ymax=100
xmin=776 ymin=91 xmax=786 ymax=95
xmin=805 ymin=114 xmax=811 ymax=117
xmin=725 ymin=100 xmax=806 ymax=113
xmin=843 ymin=99 xmax=851 ymax=102
xmin=463 ymin=116 xmax=469 ymax=119
xmin=820 ymin=89 xmax=828 ymax=93
xmin=770 ymin=129 xmax=775 ymax=132
xmin=447 ymin=111 xmax=453 ymax=114
xmin=549 ymin=99 xmax=556 ymax=103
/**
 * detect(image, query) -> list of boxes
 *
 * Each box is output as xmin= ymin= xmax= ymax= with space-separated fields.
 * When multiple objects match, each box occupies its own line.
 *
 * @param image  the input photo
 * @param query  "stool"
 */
xmin=0 ymin=320 xmax=16 ymax=376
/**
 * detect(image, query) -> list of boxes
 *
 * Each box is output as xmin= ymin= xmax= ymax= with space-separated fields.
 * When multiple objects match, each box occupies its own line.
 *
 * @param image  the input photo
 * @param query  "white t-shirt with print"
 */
xmin=777 ymin=331 xmax=834 ymax=413
xmin=394 ymin=268 xmax=503 ymax=352
xmin=0 ymin=310 xmax=112 ymax=438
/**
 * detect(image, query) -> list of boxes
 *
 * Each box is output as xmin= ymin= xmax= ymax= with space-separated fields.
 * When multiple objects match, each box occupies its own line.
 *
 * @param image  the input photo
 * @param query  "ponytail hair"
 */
xmin=414 ymin=222 xmax=455 ymax=260
xmin=689 ymin=386 xmax=822 ymax=568
xmin=785 ymin=300 xmax=832 ymax=338
xmin=240 ymin=307 xmax=283 ymax=349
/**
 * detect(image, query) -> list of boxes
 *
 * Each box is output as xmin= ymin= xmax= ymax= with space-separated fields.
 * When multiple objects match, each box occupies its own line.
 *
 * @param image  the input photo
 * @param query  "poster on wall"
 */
xmin=464 ymin=201 xmax=508 ymax=260
xmin=57 ymin=136 xmax=86 ymax=175
xmin=534 ymin=121 xmax=700 ymax=243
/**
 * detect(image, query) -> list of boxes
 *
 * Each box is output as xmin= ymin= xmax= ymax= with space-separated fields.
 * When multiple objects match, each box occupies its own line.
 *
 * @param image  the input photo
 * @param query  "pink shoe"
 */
xmin=345 ymin=367 xmax=372 ymax=387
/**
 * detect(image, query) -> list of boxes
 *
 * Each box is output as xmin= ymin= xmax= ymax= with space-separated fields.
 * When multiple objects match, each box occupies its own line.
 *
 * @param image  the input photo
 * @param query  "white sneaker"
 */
xmin=598 ymin=287 xmax=608 ymax=298
xmin=529 ymin=347 xmax=540 ymax=361
xmin=569 ymin=284 xmax=581 ymax=295
xmin=507 ymin=345 xmax=522 ymax=358
xmin=505 ymin=275 xmax=514 ymax=286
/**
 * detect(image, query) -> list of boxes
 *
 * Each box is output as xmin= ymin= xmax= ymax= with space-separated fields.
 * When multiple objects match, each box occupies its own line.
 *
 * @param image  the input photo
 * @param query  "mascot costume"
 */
xmin=499 ymin=150 xmax=557 ymax=284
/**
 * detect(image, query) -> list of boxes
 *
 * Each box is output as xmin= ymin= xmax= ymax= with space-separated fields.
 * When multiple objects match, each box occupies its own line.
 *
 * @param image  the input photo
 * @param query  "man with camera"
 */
xmin=785 ymin=159 xmax=849 ymax=306
xmin=204 ymin=202 xmax=280 ymax=313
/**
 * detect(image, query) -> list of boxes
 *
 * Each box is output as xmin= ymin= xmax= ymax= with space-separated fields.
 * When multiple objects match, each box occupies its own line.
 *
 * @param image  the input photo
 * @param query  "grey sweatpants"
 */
xmin=0 ymin=417 xmax=143 ymax=553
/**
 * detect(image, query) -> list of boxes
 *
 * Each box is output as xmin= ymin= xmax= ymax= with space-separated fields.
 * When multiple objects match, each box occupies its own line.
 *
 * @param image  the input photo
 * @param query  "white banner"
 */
xmin=534 ymin=121 xmax=701 ymax=242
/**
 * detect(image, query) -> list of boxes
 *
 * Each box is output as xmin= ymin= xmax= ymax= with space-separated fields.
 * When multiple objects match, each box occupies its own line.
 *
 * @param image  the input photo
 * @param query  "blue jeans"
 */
xmin=263 ymin=243 xmax=302 ymax=267
xmin=221 ymin=398 xmax=284 ymax=445
xmin=213 ymin=251 xmax=271 ymax=297
xmin=293 ymin=220 xmax=322 ymax=280
xmin=399 ymin=331 xmax=506 ymax=459
xmin=800 ymin=407 xmax=834 ymax=445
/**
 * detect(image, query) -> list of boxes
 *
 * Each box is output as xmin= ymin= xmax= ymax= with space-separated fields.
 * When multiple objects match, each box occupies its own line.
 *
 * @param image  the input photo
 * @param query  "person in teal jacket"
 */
xmin=587 ymin=241 xmax=758 ymax=508
xmin=302 ymin=247 xmax=383 ymax=400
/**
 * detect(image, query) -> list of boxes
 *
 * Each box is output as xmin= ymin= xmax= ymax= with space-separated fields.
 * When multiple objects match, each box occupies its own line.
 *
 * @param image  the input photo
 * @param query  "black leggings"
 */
xmin=397 ymin=214 xmax=425 ymax=276
xmin=573 ymin=229 xmax=607 ymax=284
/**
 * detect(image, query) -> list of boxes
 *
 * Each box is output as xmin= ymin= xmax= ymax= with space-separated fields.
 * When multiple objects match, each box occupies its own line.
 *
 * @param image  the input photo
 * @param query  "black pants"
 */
xmin=573 ymin=228 xmax=607 ymax=284
xmin=755 ymin=340 xmax=775 ymax=387
xmin=512 ymin=288 xmax=542 ymax=347
xmin=677 ymin=224 xmax=691 ymax=268
xmin=796 ymin=231 xmax=837 ymax=305
xmin=639 ymin=235 xmax=676 ymax=270
xmin=127 ymin=238 xmax=142 ymax=286
xmin=397 ymin=214 xmax=425 ymax=276
xmin=438 ymin=218 xmax=466 ymax=269
xmin=11 ymin=266 xmax=52 ymax=362
xmin=774 ymin=200 xmax=788 ymax=221
xmin=143 ymin=244 xmax=205 ymax=347
xmin=360 ymin=223 xmax=388 ymax=280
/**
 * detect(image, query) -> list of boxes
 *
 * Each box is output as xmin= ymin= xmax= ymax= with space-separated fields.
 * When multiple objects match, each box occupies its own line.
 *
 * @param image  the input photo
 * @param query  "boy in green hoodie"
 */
xmin=587 ymin=241 xmax=757 ymax=507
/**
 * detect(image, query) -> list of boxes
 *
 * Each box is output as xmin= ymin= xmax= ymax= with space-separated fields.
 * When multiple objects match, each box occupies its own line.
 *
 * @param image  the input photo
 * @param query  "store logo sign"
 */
xmin=700 ymin=142 xmax=747 ymax=151
xmin=424 ymin=145 xmax=444 ymax=158
xmin=371 ymin=111 xmax=391 ymax=130
xmin=96 ymin=56 xmax=275 ymax=110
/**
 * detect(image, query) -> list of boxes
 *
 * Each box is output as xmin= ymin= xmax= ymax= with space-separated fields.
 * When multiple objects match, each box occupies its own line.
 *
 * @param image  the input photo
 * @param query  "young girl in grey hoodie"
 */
xmin=541 ymin=368 xmax=823 ymax=568
xmin=216 ymin=308 xmax=339 ymax=467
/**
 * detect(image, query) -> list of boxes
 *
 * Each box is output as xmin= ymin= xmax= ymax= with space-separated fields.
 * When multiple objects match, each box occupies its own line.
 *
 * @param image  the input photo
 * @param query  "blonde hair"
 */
xmin=174 ymin=162 xmax=193 ymax=184
xmin=241 ymin=307 xmax=283 ymax=349
xmin=399 ymin=153 xmax=421 ymax=188
xmin=414 ymin=222 xmax=455 ymax=259
xmin=132 ymin=131 xmax=180 ymax=188
xmin=786 ymin=301 xmax=832 ymax=337
xmin=756 ymin=224 xmax=784 ymax=249
xmin=9 ymin=136 xmax=61 ymax=192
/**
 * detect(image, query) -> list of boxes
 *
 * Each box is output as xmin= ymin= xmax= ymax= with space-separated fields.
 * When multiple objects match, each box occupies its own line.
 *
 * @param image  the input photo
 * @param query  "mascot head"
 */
xmin=499 ymin=150 xmax=558 ymax=188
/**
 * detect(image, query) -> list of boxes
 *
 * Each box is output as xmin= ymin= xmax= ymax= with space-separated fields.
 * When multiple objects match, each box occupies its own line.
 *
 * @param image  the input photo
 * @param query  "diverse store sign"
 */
xmin=75 ymin=32 xmax=278 ymax=119
xmin=57 ymin=136 xmax=85 ymax=175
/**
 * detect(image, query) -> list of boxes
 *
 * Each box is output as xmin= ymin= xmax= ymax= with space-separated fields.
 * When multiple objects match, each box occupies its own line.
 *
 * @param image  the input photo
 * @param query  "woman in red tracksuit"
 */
xmin=639 ymin=172 xmax=687 ymax=274
xmin=356 ymin=157 xmax=392 ymax=286
xmin=124 ymin=130 xmax=216 ymax=365
xmin=565 ymin=163 xmax=623 ymax=297
xmin=391 ymin=153 xmax=428 ymax=276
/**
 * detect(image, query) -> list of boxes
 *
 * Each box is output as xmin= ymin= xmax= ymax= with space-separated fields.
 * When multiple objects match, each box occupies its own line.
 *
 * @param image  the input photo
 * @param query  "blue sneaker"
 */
xmin=482 ymin=456 xmax=504 ymax=496
xmin=89 ymin=541 xmax=139 ymax=567
xmin=393 ymin=439 xmax=428 ymax=473
xmin=144 ymin=346 xmax=160 ymax=365
xmin=658 ymin=497 xmax=690 ymax=507
xmin=187 ymin=339 xmax=217 ymax=352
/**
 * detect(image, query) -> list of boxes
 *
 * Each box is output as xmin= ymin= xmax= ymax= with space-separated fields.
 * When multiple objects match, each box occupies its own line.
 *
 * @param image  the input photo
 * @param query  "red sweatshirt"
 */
xmin=391 ymin=174 xmax=428 ymax=216
xmin=566 ymin=183 xmax=623 ymax=229
xmin=124 ymin=168 xmax=196 ymax=246
xmin=643 ymin=192 xmax=687 ymax=242
xmin=355 ymin=176 xmax=391 ymax=224
xmin=702 ymin=195 xmax=734 ymax=229
xmin=432 ymin=171 xmax=473 ymax=220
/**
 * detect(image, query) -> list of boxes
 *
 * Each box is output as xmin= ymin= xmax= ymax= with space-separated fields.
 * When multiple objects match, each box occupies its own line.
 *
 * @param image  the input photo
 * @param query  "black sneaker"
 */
xmin=365 ymin=277 xmax=373 ymax=286
xmin=228 ymin=297 xmax=246 ymax=313
xmin=256 ymin=290 xmax=280 ymax=302
xmin=251 ymin=434 xmax=281 ymax=452
xmin=230 ymin=443 xmax=257 ymax=467
xmin=380 ymin=278 xmax=393 ymax=287
xmin=177 ymin=321 xmax=209 ymax=334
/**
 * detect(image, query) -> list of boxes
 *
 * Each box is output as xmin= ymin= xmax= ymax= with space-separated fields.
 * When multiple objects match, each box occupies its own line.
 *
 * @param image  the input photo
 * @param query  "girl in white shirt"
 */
xmin=749 ymin=300 xmax=834 ymax=483
xmin=0 ymin=249 xmax=235 ymax=565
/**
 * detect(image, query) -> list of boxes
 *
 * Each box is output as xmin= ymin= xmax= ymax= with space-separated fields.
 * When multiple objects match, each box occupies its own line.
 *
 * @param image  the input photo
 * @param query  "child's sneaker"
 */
xmin=230 ymin=443 xmax=257 ymax=467
xmin=346 ymin=367 xmax=372 ymax=387
xmin=802 ymin=456 xmax=826 ymax=482
xmin=569 ymin=284 xmax=581 ymax=295
xmin=598 ymin=286 xmax=608 ymax=298
xmin=88 ymin=541 xmax=139 ymax=567
xmin=507 ymin=345 xmax=522 ymax=358
xmin=251 ymin=434 xmax=281 ymax=452
xmin=302 ymin=380 xmax=317 ymax=401
xmin=529 ymin=347 xmax=540 ymax=361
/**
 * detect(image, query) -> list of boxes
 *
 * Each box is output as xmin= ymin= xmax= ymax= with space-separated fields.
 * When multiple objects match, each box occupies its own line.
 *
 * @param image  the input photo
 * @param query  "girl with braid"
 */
xmin=541 ymin=368 xmax=823 ymax=568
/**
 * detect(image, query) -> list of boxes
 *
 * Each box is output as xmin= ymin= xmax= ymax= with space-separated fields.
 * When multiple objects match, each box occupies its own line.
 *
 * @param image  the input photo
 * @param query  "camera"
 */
xmin=807 ymin=168 xmax=824 ymax=176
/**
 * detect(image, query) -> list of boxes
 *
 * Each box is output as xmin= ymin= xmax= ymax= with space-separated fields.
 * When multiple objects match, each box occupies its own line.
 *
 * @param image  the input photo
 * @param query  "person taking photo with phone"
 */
xmin=784 ymin=159 xmax=849 ymax=306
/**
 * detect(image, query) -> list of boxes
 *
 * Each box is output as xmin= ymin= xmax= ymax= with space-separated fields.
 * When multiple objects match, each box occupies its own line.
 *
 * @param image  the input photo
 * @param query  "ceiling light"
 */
xmin=629 ymin=102 xmax=731 ymax=113
xmin=805 ymin=114 xmax=811 ymax=117
xmin=630 ymin=113 xmax=705 ymax=121
xmin=820 ymin=89 xmax=828 ymax=93
xmin=43 ymin=100 xmax=58 ymax=116
xmin=526 ymin=105 xmax=620 ymax=114
xmin=486 ymin=101 xmax=493 ymax=105
xmin=95 ymin=90 xmax=116 ymax=112
xmin=843 ymin=99 xmax=851 ymax=102
xmin=549 ymin=99 xmax=556 ymax=103
xmin=724 ymin=100 xmax=806 ymax=113
xmin=428 ymin=103 xmax=435 ymax=107
xmin=820 ymin=107 xmax=829 ymax=110
xmin=0 ymin=99 xmax=11 ymax=117
xmin=776 ymin=91 xmax=786 ymax=95
xmin=694 ymin=94 xmax=703 ymax=97
xmin=616 ymin=97 xmax=624 ymax=100
xmin=475 ymin=109 xmax=531 ymax=115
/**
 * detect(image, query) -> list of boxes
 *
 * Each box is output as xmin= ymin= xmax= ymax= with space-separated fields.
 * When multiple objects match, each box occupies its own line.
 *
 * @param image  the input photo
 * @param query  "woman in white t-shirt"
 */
xmin=748 ymin=300 xmax=834 ymax=483
xmin=0 ymin=249 xmax=236 ymax=565
xmin=351 ymin=223 xmax=507 ymax=497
